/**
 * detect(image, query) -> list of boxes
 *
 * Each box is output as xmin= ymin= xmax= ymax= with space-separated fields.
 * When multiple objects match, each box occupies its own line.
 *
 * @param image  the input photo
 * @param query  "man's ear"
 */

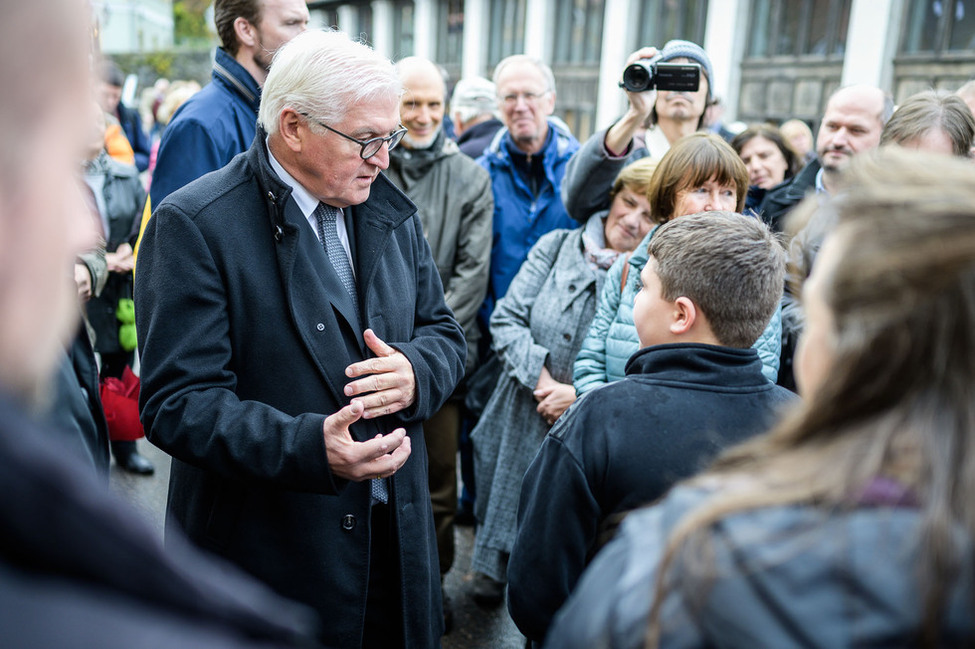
xmin=233 ymin=17 xmax=258 ymax=50
xmin=277 ymin=109 xmax=304 ymax=152
xmin=671 ymin=296 xmax=697 ymax=336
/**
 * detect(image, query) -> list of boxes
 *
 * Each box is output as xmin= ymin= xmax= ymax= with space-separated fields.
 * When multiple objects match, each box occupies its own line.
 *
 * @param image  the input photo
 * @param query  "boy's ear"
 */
xmin=671 ymin=296 xmax=697 ymax=336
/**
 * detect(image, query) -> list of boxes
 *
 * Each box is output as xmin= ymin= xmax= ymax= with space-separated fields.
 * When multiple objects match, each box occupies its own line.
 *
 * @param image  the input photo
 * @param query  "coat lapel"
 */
xmin=274 ymin=197 xmax=365 ymax=406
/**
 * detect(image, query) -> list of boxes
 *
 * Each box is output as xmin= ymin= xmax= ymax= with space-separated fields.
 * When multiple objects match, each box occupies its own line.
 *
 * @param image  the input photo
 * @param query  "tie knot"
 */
xmin=316 ymin=202 xmax=339 ymax=224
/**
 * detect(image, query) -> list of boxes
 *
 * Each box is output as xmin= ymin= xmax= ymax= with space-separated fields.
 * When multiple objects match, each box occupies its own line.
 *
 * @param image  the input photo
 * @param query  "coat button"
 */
xmin=563 ymin=333 xmax=571 ymax=342
xmin=568 ymin=284 xmax=576 ymax=291
xmin=267 ymin=191 xmax=276 ymax=204
xmin=342 ymin=514 xmax=356 ymax=531
xmin=317 ymin=323 xmax=325 ymax=331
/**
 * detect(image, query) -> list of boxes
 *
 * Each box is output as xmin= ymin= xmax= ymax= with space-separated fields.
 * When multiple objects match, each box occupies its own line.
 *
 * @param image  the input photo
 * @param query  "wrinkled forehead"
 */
xmin=496 ymin=63 xmax=548 ymax=94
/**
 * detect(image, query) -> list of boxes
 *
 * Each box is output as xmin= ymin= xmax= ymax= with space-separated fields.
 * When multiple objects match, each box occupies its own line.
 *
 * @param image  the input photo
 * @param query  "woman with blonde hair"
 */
xmin=546 ymin=147 xmax=975 ymax=648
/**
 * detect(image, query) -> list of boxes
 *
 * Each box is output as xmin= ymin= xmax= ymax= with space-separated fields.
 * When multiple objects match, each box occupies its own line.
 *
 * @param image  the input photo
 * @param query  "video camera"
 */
xmin=619 ymin=56 xmax=701 ymax=93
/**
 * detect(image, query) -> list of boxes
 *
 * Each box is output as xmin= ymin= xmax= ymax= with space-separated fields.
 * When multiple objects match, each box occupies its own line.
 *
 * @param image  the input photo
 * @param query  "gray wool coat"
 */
xmin=471 ymin=227 xmax=606 ymax=581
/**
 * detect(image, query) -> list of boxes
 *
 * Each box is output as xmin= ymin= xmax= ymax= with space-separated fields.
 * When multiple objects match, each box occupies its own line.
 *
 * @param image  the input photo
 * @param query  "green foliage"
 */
xmin=174 ymin=0 xmax=211 ymax=45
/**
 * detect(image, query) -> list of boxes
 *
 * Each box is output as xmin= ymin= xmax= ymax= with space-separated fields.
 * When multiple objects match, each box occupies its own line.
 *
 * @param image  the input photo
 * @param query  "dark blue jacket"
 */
xmin=136 ymin=129 xmax=466 ymax=649
xmin=509 ymin=343 xmax=795 ymax=644
xmin=149 ymin=48 xmax=261 ymax=207
xmin=477 ymin=120 xmax=579 ymax=325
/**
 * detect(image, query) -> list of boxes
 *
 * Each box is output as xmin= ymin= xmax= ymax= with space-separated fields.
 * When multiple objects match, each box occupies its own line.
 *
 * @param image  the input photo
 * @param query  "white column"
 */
xmin=595 ymin=0 xmax=635 ymax=130
xmin=336 ymin=5 xmax=358 ymax=37
xmin=524 ymin=0 xmax=553 ymax=61
xmin=703 ymin=0 xmax=747 ymax=120
xmin=413 ymin=0 xmax=437 ymax=60
xmin=371 ymin=0 xmax=394 ymax=59
xmin=842 ymin=0 xmax=899 ymax=89
xmin=462 ymin=0 xmax=487 ymax=78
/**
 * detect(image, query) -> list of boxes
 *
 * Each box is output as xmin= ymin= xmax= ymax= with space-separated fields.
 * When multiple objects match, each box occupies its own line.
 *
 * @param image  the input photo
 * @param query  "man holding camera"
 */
xmin=561 ymin=39 xmax=714 ymax=222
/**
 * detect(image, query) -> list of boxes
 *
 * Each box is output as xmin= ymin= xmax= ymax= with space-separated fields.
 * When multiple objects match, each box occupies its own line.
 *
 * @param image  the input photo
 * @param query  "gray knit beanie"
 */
xmin=658 ymin=39 xmax=714 ymax=100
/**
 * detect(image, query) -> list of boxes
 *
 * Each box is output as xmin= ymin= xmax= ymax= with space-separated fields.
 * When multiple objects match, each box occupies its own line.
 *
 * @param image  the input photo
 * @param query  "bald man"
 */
xmin=761 ymin=85 xmax=893 ymax=232
xmin=385 ymin=56 xmax=493 ymax=630
xmin=763 ymin=85 xmax=893 ymax=390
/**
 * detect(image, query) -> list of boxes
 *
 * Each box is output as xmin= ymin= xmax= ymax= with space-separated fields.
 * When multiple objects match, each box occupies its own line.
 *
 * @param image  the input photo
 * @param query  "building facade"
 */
xmin=306 ymin=0 xmax=975 ymax=140
xmin=95 ymin=0 xmax=175 ymax=53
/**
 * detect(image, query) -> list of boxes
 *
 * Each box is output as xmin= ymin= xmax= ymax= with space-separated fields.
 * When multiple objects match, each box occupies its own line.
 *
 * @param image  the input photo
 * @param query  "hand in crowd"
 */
xmin=344 ymin=328 xmax=417 ymax=419
xmin=534 ymin=366 xmax=576 ymax=426
xmin=106 ymin=242 xmax=135 ymax=273
xmin=322 ymin=399 xmax=412 ymax=481
xmin=605 ymin=46 xmax=660 ymax=156
xmin=74 ymin=263 xmax=93 ymax=301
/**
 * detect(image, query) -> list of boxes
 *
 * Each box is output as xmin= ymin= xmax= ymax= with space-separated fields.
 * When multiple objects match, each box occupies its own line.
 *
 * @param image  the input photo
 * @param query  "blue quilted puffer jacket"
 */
xmin=573 ymin=227 xmax=782 ymax=394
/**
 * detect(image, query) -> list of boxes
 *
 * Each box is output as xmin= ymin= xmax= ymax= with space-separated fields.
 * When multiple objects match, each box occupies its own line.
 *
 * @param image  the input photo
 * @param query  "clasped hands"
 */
xmin=322 ymin=328 xmax=416 ymax=482
xmin=534 ymin=366 xmax=576 ymax=427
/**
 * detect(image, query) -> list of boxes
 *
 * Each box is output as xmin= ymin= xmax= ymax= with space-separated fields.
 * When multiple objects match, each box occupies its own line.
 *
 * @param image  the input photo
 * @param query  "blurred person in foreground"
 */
xmin=510 ymin=212 xmax=794 ymax=647
xmin=136 ymin=29 xmax=465 ymax=649
xmin=546 ymin=148 xmax=975 ymax=649
xmin=0 ymin=2 xmax=319 ymax=647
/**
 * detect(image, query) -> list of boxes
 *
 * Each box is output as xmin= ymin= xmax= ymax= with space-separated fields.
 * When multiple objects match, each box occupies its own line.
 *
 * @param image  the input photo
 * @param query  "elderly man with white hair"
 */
xmin=136 ymin=29 xmax=466 ymax=649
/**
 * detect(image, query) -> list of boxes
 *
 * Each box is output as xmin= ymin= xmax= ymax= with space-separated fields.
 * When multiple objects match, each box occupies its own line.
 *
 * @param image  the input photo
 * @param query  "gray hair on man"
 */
xmin=258 ymin=29 xmax=402 ymax=136
xmin=451 ymin=76 xmax=498 ymax=124
xmin=492 ymin=55 xmax=556 ymax=94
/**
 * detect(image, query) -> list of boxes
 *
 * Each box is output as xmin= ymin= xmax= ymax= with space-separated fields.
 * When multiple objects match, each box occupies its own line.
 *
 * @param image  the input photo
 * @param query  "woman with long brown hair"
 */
xmin=545 ymin=147 xmax=975 ymax=648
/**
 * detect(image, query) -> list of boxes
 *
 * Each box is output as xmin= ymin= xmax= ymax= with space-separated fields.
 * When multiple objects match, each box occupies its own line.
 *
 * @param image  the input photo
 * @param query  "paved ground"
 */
xmin=110 ymin=439 xmax=524 ymax=648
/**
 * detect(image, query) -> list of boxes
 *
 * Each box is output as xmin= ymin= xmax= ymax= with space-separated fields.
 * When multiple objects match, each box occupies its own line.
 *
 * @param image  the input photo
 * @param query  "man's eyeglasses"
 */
xmin=300 ymin=112 xmax=407 ymax=159
xmin=500 ymin=91 xmax=550 ymax=107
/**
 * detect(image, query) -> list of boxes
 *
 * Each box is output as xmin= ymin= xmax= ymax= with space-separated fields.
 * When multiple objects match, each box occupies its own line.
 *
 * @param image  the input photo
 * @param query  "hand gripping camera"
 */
xmin=619 ymin=56 xmax=701 ymax=93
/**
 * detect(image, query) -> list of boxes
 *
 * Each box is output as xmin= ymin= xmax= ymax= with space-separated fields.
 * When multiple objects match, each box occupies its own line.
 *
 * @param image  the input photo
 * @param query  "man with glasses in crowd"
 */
xmin=477 ymin=54 xmax=579 ymax=342
xmin=135 ymin=29 xmax=466 ymax=649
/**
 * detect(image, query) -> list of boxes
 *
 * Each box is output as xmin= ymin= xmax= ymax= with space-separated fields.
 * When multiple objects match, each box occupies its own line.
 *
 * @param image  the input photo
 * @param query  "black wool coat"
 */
xmin=135 ymin=130 xmax=466 ymax=649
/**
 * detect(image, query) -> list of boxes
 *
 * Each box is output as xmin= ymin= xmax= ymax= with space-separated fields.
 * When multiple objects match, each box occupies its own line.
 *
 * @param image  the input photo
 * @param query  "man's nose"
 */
xmin=370 ymin=144 xmax=391 ymax=170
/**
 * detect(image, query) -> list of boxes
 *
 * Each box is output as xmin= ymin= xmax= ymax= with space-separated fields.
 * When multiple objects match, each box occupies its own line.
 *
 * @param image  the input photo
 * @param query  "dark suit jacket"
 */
xmin=135 ymin=130 xmax=466 ymax=649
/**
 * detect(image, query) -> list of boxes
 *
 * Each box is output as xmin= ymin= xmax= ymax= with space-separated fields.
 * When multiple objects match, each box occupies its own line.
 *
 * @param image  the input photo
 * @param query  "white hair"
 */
xmin=491 ymin=55 xmax=556 ymax=94
xmin=451 ymin=76 xmax=498 ymax=124
xmin=258 ymin=29 xmax=402 ymax=136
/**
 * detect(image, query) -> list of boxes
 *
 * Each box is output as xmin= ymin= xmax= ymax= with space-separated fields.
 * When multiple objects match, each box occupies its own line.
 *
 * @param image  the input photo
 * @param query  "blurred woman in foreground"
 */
xmin=547 ymin=147 xmax=975 ymax=648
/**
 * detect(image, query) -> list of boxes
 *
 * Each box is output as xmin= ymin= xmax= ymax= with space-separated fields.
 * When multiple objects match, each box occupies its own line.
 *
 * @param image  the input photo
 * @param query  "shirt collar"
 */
xmin=265 ymin=137 xmax=319 ymax=219
xmin=814 ymin=167 xmax=828 ymax=194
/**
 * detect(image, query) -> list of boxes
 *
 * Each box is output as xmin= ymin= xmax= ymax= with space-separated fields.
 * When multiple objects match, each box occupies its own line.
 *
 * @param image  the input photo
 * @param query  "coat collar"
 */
xmin=624 ymin=343 xmax=768 ymax=388
xmin=211 ymin=48 xmax=261 ymax=114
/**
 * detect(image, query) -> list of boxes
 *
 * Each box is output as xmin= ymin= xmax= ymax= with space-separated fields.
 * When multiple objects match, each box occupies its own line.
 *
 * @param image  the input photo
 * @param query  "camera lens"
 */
xmin=621 ymin=61 xmax=652 ymax=92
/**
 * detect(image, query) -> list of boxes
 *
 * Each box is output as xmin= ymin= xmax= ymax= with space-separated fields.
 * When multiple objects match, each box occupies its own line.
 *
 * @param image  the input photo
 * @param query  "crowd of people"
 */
xmin=7 ymin=1 xmax=975 ymax=648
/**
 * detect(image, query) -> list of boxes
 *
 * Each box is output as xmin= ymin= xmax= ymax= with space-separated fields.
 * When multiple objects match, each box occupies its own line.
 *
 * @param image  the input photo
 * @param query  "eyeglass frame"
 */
xmin=299 ymin=112 xmax=407 ymax=160
xmin=499 ymin=89 xmax=552 ymax=107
